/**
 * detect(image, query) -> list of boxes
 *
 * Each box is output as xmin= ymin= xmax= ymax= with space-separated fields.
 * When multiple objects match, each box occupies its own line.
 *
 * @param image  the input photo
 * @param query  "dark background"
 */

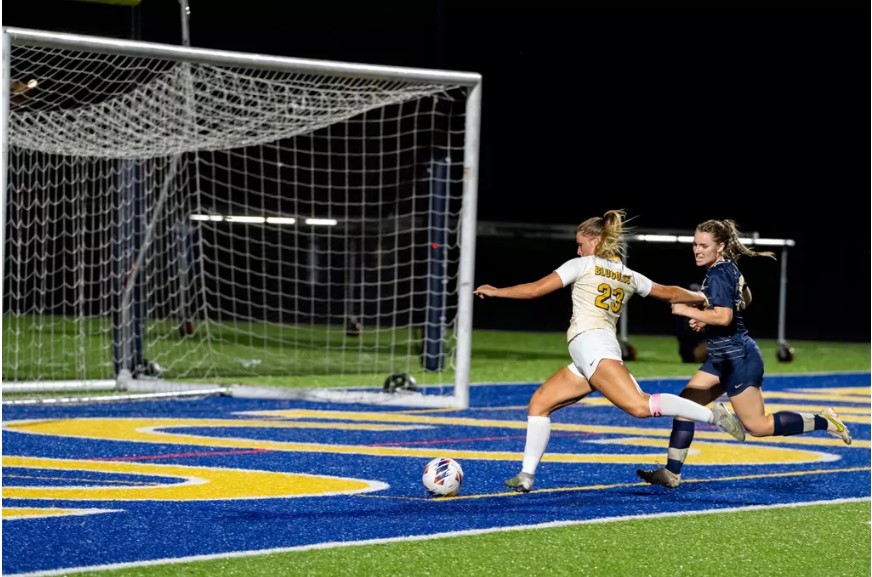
xmin=4 ymin=1 xmax=869 ymax=343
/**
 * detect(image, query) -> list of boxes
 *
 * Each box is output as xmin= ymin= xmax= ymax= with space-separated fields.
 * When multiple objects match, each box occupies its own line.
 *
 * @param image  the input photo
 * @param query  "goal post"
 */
xmin=475 ymin=221 xmax=796 ymax=361
xmin=617 ymin=233 xmax=796 ymax=362
xmin=1 ymin=27 xmax=481 ymax=408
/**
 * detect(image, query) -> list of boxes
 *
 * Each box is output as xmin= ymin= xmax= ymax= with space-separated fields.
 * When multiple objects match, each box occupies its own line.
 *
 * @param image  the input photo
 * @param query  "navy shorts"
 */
xmin=699 ymin=338 xmax=764 ymax=397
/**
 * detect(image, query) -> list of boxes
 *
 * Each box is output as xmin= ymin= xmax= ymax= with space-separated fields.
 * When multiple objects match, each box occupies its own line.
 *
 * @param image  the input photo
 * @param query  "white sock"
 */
xmin=521 ymin=416 xmax=551 ymax=475
xmin=649 ymin=393 xmax=713 ymax=424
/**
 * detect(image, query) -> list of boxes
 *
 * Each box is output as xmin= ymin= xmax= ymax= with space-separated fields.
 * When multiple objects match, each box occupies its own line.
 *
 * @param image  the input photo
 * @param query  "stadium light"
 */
xmin=190 ymin=214 xmax=223 ymax=222
xmin=626 ymin=234 xmax=795 ymax=247
xmin=189 ymin=214 xmax=338 ymax=226
xmin=190 ymin=214 xmax=300 ymax=225
xmin=225 ymin=216 xmax=266 ymax=224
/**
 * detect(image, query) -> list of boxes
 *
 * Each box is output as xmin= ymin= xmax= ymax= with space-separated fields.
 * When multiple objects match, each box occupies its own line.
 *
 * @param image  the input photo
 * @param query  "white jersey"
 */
xmin=554 ymin=256 xmax=653 ymax=343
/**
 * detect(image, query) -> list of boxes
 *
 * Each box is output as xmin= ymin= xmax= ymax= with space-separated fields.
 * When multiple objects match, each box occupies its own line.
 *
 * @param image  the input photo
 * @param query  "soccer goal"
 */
xmin=1 ymin=28 xmax=482 ymax=408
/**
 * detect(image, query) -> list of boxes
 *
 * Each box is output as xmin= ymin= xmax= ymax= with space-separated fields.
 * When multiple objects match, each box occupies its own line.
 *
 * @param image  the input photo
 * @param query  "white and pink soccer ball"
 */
xmin=422 ymin=457 xmax=464 ymax=497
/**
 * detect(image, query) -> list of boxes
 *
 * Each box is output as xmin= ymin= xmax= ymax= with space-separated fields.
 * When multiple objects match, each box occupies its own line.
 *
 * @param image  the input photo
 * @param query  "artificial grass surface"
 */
xmin=75 ymin=501 xmax=870 ymax=577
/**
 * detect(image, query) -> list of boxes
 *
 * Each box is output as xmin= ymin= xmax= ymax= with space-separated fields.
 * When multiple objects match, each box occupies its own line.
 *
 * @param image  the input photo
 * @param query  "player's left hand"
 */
xmin=671 ymin=303 xmax=693 ymax=317
xmin=474 ymin=285 xmax=499 ymax=298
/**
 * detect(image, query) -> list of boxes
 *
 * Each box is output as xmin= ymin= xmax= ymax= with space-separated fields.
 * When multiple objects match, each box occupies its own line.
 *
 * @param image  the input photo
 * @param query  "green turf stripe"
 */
xmin=66 ymin=500 xmax=871 ymax=577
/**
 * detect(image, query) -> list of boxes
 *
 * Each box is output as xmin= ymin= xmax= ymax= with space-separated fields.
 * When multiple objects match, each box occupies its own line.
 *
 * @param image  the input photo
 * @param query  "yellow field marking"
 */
xmin=761 ymin=391 xmax=870 ymax=403
xmin=392 ymin=466 xmax=871 ymax=502
xmin=538 ymin=396 xmax=869 ymax=417
xmin=604 ymin=437 xmax=828 ymax=463
xmin=2 ymin=455 xmax=385 ymax=501
xmin=2 ymin=507 xmax=120 ymax=520
xmin=477 ymin=387 xmax=870 ymax=411
xmin=741 ymin=404 xmax=869 ymax=420
xmin=790 ymin=387 xmax=869 ymax=395
xmin=3 ymin=414 xmax=849 ymax=465
xmin=241 ymin=409 xmax=869 ymax=447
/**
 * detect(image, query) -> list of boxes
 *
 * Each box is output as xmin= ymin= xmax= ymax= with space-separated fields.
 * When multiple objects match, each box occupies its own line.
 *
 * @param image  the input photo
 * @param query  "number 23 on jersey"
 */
xmin=594 ymin=283 xmax=625 ymax=314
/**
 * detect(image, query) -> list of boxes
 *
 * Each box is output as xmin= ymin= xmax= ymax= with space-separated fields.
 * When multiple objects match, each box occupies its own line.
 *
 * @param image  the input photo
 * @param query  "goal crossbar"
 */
xmin=4 ymin=27 xmax=482 ymax=86
xmin=1 ymin=28 xmax=482 ymax=409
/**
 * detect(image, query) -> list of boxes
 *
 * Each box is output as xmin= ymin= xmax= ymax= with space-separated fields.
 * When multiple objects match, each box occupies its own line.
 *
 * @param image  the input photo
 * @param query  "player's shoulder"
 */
xmin=623 ymin=264 xmax=651 ymax=289
xmin=710 ymin=259 xmax=741 ymax=277
xmin=554 ymin=256 xmax=594 ymax=284
xmin=619 ymin=261 xmax=639 ymax=275
xmin=558 ymin=256 xmax=592 ymax=268
xmin=571 ymin=255 xmax=598 ymax=269
xmin=707 ymin=260 xmax=742 ymax=286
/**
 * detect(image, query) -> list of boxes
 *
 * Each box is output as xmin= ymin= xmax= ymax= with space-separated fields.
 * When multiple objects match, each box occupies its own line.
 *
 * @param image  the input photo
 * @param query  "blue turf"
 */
xmin=2 ymin=373 xmax=869 ymax=575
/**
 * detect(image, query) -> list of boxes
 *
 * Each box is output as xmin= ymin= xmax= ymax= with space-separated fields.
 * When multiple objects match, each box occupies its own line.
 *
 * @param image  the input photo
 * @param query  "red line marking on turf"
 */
xmin=91 ymin=449 xmax=270 ymax=461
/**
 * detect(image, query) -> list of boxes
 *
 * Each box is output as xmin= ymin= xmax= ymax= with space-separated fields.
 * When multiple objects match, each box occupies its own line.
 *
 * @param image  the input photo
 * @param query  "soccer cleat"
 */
xmin=819 ymin=407 xmax=852 ymax=445
xmin=504 ymin=472 xmax=534 ymax=493
xmin=712 ymin=402 xmax=745 ymax=442
xmin=636 ymin=467 xmax=681 ymax=488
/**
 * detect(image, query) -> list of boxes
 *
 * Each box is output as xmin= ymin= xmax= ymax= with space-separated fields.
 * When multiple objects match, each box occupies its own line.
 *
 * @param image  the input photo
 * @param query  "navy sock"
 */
xmin=772 ymin=411 xmax=827 ymax=437
xmin=665 ymin=419 xmax=695 ymax=475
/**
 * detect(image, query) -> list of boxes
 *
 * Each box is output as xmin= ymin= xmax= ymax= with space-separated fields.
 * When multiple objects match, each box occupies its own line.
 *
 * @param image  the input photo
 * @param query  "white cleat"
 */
xmin=819 ymin=407 xmax=852 ymax=445
xmin=712 ymin=402 xmax=745 ymax=442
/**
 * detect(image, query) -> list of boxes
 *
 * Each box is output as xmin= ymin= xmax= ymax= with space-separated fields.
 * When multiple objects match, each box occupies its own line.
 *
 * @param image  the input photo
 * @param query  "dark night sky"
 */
xmin=3 ymin=2 xmax=870 ymax=342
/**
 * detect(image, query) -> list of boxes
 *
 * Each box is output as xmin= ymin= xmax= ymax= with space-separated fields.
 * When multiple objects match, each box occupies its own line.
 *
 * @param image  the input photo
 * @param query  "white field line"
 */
xmin=7 ymin=497 xmax=869 ymax=577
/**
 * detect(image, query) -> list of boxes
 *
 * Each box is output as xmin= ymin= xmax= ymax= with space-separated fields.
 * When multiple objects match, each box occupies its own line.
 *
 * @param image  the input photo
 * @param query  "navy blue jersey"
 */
xmin=701 ymin=260 xmax=749 ymax=361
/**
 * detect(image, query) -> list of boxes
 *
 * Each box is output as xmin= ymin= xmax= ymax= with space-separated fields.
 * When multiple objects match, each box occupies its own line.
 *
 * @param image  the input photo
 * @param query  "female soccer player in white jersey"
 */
xmin=473 ymin=209 xmax=745 ymax=493
xmin=636 ymin=219 xmax=851 ymax=489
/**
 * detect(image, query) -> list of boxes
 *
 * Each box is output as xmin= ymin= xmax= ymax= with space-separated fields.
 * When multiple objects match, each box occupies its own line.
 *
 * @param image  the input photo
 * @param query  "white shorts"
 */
xmin=566 ymin=328 xmax=623 ymax=381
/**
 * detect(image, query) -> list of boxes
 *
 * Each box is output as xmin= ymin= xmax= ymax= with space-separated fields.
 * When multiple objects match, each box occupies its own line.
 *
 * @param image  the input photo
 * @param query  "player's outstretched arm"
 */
xmin=474 ymin=272 xmax=563 ymax=300
xmin=673 ymin=303 xmax=733 ymax=326
xmin=647 ymin=283 xmax=709 ymax=306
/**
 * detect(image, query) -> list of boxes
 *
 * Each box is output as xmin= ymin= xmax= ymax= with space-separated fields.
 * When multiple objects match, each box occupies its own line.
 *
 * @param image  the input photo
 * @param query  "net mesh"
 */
xmin=3 ymin=39 xmax=471 ymax=400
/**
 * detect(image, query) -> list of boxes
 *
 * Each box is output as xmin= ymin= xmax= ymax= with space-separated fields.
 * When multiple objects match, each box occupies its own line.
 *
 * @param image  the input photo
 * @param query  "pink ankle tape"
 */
xmin=649 ymin=394 xmax=662 ymax=417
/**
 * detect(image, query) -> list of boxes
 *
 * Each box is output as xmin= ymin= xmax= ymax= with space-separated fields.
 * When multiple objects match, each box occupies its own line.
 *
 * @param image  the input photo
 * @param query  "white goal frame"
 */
xmin=0 ymin=27 xmax=482 ymax=409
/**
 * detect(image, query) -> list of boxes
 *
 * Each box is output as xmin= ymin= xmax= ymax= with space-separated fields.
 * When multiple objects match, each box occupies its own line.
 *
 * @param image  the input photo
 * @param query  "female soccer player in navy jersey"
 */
xmin=637 ymin=219 xmax=851 ymax=489
xmin=474 ymin=209 xmax=745 ymax=493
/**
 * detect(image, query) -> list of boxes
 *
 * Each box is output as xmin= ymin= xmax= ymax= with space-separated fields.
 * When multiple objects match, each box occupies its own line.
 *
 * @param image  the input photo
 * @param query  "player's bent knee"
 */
xmin=528 ymin=394 xmax=556 ymax=417
xmin=743 ymin=421 xmax=773 ymax=437
xmin=624 ymin=402 xmax=651 ymax=419
xmin=527 ymin=404 xmax=550 ymax=418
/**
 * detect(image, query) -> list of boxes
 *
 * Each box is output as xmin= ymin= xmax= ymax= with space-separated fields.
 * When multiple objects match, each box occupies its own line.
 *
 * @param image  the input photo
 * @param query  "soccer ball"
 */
xmin=422 ymin=457 xmax=464 ymax=497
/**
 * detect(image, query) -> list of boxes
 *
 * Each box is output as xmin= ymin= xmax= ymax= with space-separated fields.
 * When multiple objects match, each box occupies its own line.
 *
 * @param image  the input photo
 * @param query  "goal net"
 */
xmin=1 ymin=28 xmax=481 ymax=408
